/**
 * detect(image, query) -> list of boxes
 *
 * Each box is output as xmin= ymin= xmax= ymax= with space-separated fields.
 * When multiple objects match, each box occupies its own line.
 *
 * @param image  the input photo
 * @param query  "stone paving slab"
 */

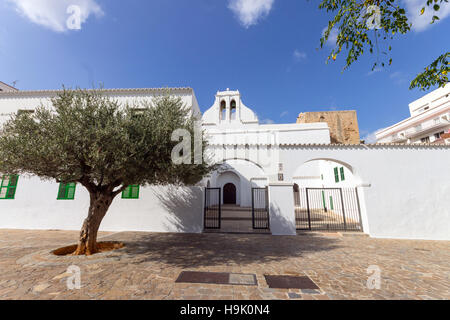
xmin=0 ymin=229 xmax=449 ymax=300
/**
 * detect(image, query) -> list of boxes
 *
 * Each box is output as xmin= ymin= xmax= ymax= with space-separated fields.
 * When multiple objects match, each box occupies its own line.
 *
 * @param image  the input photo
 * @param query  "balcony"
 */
xmin=405 ymin=117 xmax=450 ymax=139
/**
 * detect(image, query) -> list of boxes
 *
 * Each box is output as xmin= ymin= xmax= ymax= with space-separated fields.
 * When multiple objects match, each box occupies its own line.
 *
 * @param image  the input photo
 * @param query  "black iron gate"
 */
xmin=252 ymin=187 xmax=270 ymax=230
xmin=294 ymin=187 xmax=363 ymax=232
xmin=204 ymin=188 xmax=221 ymax=229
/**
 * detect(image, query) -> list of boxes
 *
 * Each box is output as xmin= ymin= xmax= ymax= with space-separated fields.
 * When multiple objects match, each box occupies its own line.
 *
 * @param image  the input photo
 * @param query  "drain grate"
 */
xmin=176 ymin=271 xmax=257 ymax=286
xmin=264 ymin=275 xmax=319 ymax=290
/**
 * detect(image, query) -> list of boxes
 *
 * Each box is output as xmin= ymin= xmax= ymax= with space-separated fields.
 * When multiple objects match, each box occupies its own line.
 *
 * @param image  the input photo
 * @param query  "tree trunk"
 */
xmin=73 ymin=192 xmax=114 ymax=256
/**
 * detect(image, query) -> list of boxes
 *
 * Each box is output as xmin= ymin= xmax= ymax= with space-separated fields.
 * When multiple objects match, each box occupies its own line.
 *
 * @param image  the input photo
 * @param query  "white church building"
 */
xmin=0 ymin=84 xmax=449 ymax=240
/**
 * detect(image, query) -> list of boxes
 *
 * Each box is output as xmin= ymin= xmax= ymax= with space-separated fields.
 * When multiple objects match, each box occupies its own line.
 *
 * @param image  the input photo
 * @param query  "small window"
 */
xmin=434 ymin=131 xmax=445 ymax=140
xmin=57 ymin=182 xmax=76 ymax=200
xmin=334 ymin=167 xmax=339 ymax=183
xmin=340 ymin=167 xmax=345 ymax=181
xmin=421 ymin=136 xmax=430 ymax=143
xmin=0 ymin=175 xmax=19 ymax=200
xmin=122 ymin=185 xmax=140 ymax=199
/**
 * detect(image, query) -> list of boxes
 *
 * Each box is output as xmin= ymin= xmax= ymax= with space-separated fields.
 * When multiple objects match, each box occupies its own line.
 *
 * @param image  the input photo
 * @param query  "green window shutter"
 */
xmin=334 ymin=167 xmax=339 ymax=183
xmin=322 ymin=191 xmax=327 ymax=210
xmin=340 ymin=167 xmax=345 ymax=181
xmin=0 ymin=175 xmax=19 ymax=199
xmin=122 ymin=185 xmax=140 ymax=199
xmin=57 ymin=183 xmax=67 ymax=199
xmin=66 ymin=184 xmax=76 ymax=199
xmin=57 ymin=182 xmax=76 ymax=200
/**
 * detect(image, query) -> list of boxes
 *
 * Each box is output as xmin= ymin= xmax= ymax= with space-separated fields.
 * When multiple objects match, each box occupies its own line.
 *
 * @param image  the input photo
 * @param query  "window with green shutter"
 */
xmin=122 ymin=185 xmax=140 ymax=199
xmin=334 ymin=167 xmax=340 ymax=183
xmin=340 ymin=167 xmax=345 ymax=181
xmin=0 ymin=175 xmax=19 ymax=199
xmin=57 ymin=182 xmax=76 ymax=200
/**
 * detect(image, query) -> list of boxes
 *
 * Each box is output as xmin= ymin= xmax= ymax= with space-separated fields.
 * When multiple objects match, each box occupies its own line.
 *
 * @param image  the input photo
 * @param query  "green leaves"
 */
xmin=0 ymin=88 xmax=214 ymax=194
xmin=318 ymin=0 xmax=449 ymax=90
xmin=319 ymin=0 xmax=410 ymax=73
xmin=409 ymin=52 xmax=449 ymax=90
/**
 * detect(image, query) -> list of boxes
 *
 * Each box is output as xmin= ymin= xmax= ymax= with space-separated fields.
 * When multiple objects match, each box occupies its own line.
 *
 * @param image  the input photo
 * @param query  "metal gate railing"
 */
xmin=294 ymin=187 xmax=363 ymax=232
xmin=204 ymin=188 xmax=221 ymax=229
xmin=252 ymin=187 xmax=270 ymax=230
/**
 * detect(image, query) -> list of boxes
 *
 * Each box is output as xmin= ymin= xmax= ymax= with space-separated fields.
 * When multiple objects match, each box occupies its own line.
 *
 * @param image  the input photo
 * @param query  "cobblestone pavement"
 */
xmin=0 ymin=229 xmax=449 ymax=300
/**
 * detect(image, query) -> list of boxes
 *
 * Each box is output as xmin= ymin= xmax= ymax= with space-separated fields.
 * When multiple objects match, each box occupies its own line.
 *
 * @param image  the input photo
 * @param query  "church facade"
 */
xmin=0 ymin=86 xmax=449 ymax=240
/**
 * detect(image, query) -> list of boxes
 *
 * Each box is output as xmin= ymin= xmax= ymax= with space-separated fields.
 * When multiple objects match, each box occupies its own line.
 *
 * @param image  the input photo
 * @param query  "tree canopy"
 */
xmin=0 ymin=88 xmax=212 ymax=190
xmin=0 ymin=88 xmax=214 ymax=255
xmin=319 ymin=0 xmax=449 ymax=90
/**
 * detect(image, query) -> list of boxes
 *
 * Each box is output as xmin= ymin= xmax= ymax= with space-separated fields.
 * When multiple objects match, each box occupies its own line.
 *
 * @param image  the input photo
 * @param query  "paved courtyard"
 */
xmin=0 ymin=229 xmax=449 ymax=300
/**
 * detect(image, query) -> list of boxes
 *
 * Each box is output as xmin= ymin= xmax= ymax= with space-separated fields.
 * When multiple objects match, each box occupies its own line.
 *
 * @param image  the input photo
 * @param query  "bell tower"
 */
xmin=202 ymin=89 xmax=259 ymax=128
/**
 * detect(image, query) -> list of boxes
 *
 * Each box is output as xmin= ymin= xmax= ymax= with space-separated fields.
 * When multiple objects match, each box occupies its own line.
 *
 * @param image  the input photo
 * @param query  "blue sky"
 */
xmin=0 ymin=0 xmax=449 ymax=141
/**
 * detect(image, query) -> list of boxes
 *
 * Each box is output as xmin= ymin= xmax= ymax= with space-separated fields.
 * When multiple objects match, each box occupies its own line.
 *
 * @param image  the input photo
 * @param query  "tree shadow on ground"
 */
xmin=112 ymin=231 xmax=342 ymax=269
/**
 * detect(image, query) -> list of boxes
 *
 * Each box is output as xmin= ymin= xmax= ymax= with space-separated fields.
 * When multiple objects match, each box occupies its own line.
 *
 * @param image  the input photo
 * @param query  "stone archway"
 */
xmin=223 ymin=183 xmax=237 ymax=204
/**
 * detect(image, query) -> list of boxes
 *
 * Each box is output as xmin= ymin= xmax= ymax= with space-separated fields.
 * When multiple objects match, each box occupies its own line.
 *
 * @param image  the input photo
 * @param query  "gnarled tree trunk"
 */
xmin=73 ymin=192 xmax=114 ymax=256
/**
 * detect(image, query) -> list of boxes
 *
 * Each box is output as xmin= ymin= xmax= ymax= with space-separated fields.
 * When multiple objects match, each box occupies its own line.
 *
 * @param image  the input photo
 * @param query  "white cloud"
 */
xmin=403 ymin=0 xmax=450 ymax=32
xmin=361 ymin=130 xmax=379 ymax=144
xmin=260 ymin=118 xmax=275 ymax=124
xmin=228 ymin=0 xmax=274 ymax=28
xmin=390 ymin=71 xmax=407 ymax=84
xmin=280 ymin=111 xmax=288 ymax=118
xmin=321 ymin=27 xmax=338 ymax=47
xmin=293 ymin=50 xmax=307 ymax=61
xmin=367 ymin=67 xmax=383 ymax=76
xmin=8 ymin=0 xmax=103 ymax=32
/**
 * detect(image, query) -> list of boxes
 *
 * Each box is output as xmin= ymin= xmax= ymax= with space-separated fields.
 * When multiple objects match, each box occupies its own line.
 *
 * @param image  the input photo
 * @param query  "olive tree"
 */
xmin=0 ymin=88 xmax=214 ymax=255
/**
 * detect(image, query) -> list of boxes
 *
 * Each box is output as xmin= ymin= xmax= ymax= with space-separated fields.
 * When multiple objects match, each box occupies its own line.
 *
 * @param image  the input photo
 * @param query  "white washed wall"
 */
xmin=280 ymin=145 xmax=450 ymax=240
xmin=0 ymin=89 xmax=199 ymax=127
xmin=0 ymin=176 xmax=204 ymax=233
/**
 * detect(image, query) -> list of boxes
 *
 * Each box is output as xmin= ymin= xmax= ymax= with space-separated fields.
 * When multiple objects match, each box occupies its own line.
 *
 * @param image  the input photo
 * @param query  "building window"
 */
xmin=334 ymin=167 xmax=339 ymax=183
xmin=0 ymin=175 xmax=19 ymax=200
xmin=434 ymin=131 xmax=445 ymax=140
xmin=57 ymin=182 xmax=76 ymax=200
xmin=122 ymin=185 xmax=140 ymax=199
xmin=340 ymin=167 xmax=345 ymax=181
xmin=230 ymin=100 xmax=236 ymax=120
xmin=220 ymin=101 xmax=226 ymax=120
xmin=421 ymin=136 xmax=430 ymax=143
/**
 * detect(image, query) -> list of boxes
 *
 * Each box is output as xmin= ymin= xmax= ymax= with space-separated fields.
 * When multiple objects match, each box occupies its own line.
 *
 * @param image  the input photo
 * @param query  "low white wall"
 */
xmin=0 ymin=176 xmax=204 ymax=233
xmin=281 ymin=145 xmax=450 ymax=240
xmin=268 ymin=183 xmax=297 ymax=236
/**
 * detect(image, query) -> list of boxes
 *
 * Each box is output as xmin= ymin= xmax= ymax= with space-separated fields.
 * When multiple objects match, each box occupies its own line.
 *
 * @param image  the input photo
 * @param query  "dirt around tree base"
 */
xmin=52 ymin=242 xmax=125 ymax=256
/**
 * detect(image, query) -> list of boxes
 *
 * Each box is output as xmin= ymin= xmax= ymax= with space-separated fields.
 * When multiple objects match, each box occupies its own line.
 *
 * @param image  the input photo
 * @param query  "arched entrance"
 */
xmin=223 ymin=183 xmax=237 ymax=204
xmin=292 ymin=159 xmax=363 ymax=232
